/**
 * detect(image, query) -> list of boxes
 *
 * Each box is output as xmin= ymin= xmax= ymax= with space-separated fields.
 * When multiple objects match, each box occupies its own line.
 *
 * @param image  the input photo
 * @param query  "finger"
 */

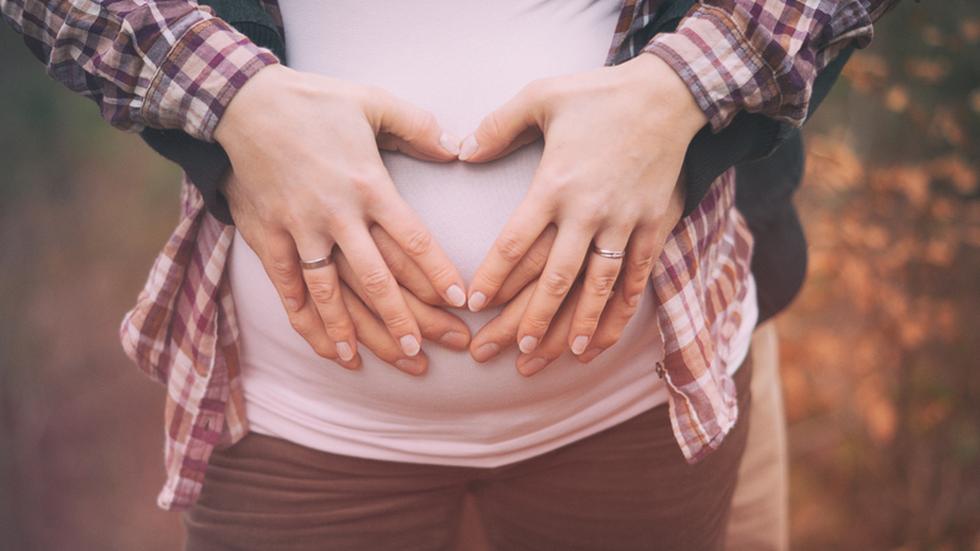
xmin=467 ymin=194 xmax=553 ymax=312
xmin=371 ymin=89 xmax=460 ymax=161
xmin=488 ymin=224 xmax=557 ymax=308
xmin=469 ymin=282 xmax=537 ymax=363
xmin=402 ymin=289 xmax=471 ymax=351
xmin=369 ymin=190 xmax=468 ymax=309
xmin=515 ymin=222 xmax=592 ymax=355
xmin=567 ymin=226 xmax=632 ymax=356
xmin=333 ymin=223 xmax=423 ymax=357
xmin=292 ymin=234 xmax=358 ymax=362
xmin=370 ymin=223 xmax=443 ymax=305
xmin=341 ymin=285 xmax=428 ymax=376
xmin=254 ymin=229 xmax=308 ymax=315
xmin=286 ymin=286 xmax=362 ymax=371
xmin=516 ymin=281 xmax=583 ymax=377
xmin=577 ymin=224 xmax=661 ymax=363
xmin=458 ymin=81 xmax=547 ymax=163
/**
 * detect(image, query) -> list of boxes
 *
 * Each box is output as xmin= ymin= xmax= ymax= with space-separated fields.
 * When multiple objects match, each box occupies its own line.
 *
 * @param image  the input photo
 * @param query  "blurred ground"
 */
xmin=1 ymin=3 xmax=977 ymax=550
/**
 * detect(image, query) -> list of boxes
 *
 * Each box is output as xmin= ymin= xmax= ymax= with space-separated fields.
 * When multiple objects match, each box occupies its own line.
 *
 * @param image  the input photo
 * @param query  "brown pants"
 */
xmin=184 ymin=357 xmax=752 ymax=551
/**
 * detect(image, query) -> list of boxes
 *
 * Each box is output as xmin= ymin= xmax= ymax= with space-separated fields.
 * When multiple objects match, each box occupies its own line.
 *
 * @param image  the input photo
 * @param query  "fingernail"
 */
xmin=395 ymin=358 xmax=424 ymax=374
xmin=336 ymin=341 xmax=354 ymax=361
xmin=440 ymin=132 xmax=461 ymax=155
xmin=580 ymin=347 xmax=603 ymax=363
xmin=285 ymin=297 xmax=300 ymax=311
xmin=571 ymin=335 xmax=589 ymax=355
xmin=519 ymin=335 xmax=538 ymax=354
xmin=446 ymin=284 xmax=466 ymax=307
xmin=519 ymin=357 xmax=547 ymax=376
xmin=458 ymin=135 xmax=479 ymax=160
xmin=468 ymin=291 xmax=487 ymax=312
xmin=473 ymin=342 xmax=500 ymax=362
xmin=400 ymin=334 xmax=421 ymax=356
xmin=440 ymin=330 xmax=468 ymax=348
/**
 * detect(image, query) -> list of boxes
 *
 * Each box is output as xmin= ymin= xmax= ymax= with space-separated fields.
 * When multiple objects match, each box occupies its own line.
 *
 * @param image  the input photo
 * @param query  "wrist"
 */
xmin=617 ymin=52 xmax=709 ymax=140
xmin=214 ymin=63 xmax=292 ymax=146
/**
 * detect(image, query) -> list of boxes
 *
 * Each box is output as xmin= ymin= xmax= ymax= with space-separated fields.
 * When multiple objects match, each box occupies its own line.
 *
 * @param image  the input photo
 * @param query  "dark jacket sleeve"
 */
xmin=680 ymin=45 xmax=855 ymax=217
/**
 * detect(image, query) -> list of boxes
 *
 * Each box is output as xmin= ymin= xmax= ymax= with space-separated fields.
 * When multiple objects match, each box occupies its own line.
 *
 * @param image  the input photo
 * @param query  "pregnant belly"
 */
xmin=230 ymin=144 xmax=665 ymax=421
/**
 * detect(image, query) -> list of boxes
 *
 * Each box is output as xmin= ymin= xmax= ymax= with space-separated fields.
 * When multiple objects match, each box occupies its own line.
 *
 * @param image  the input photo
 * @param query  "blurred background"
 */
xmin=1 ymin=3 xmax=977 ymax=550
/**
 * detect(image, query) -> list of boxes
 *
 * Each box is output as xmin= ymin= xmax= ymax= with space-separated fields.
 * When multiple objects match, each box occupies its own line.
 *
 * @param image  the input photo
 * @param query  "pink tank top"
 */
xmin=229 ymin=0 xmax=757 ymax=467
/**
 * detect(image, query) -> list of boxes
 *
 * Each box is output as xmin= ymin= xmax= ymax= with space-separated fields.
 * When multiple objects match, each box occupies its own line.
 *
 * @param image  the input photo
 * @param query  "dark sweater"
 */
xmin=139 ymin=0 xmax=853 ymax=325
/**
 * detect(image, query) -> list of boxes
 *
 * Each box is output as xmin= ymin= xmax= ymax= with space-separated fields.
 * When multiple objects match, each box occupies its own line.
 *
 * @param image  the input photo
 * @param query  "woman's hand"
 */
xmin=224 ymin=169 xmax=470 ymax=374
xmin=470 ymin=171 xmax=685 ymax=374
xmin=459 ymin=53 xmax=706 ymax=358
xmin=215 ymin=64 xmax=468 ymax=364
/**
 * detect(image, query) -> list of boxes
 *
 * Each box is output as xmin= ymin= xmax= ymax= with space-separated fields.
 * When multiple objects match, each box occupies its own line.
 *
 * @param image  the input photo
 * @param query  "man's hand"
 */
xmin=214 ymin=64 xmax=468 ymax=364
xmin=459 ymin=52 xmax=705 ymax=361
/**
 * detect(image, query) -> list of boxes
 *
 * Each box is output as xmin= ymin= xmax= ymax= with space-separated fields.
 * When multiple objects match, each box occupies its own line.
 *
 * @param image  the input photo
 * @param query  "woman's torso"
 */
xmin=230 ymin=0 xmax=673 ymax=466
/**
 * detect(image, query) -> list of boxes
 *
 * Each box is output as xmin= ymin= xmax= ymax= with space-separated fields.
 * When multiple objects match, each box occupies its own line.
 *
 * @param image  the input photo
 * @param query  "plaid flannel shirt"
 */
xmin=1 ymin=0 xmax=896 ymax=511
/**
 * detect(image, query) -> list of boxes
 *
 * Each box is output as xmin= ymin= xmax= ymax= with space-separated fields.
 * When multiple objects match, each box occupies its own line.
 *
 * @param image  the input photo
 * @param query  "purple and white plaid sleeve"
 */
xmin=641 ymin=0 xmax=900 ymax=131
xmin=0 ymin=0 xmax=280 ymax=141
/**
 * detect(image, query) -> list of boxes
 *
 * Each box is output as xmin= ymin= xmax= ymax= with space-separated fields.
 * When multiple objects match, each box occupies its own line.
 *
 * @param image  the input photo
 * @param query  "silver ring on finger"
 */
xmin=300 ymin=254 xmax=334 ymax=270
xmin=590 ymin=243 xmax=626 ymax=259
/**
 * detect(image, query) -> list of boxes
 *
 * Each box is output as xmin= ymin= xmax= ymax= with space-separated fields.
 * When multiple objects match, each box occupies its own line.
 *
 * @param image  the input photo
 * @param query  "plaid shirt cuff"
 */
xmin=142 ymin=15 xmax=280 ymax=142
xmin=641 ymin=5 xmax=792 ymax=133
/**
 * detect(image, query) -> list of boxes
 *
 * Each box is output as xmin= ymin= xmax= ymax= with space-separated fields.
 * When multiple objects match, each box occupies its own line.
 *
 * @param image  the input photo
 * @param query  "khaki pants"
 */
xmin=452 ymin=321 xmax=788 ymax=551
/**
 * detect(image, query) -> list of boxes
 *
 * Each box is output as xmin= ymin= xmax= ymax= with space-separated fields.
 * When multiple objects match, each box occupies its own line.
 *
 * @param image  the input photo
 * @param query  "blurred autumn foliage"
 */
xmin=778 ymin=4 xmax=980 ymax=549
xmin=0 ymin=2 xmax=977 ymax=550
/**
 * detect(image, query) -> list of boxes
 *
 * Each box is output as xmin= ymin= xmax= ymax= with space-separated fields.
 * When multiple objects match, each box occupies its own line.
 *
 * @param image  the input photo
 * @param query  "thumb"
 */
xmin=459 ymin=85 xmax=545 ymax=163
xmin=372 ymin=90 xmax=460 ymax=162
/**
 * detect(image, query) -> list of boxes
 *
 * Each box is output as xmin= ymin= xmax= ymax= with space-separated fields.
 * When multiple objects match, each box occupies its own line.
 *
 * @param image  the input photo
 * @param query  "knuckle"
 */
xmin=382 ymin=310 xmax=415 ymax=332
xmin=587 ymin=272 xmax=618 ymax=296
xmin=629 ymin=255 xmax=655 ymax=276
xmin=269 ymin=258 xmax=299 ymax=282
xmin=306 ymin=277 xmax=339 ymax=304
xmin=523 ymin=314 xmax=553 ymax=332
xmin=540 ymin=270 xmax=573 ymax=297
xmin=523 ymin=244 xmax=549 ymax=273
xmin=360 ymin=268 xmax=393 ymax=297
xmin=495 ymin=232 xmax=526 ymax=263
xmin=406 ymin=109 xmax=437 ymax=142
xmin=404 ymin=229 xmax=433 ymax=257
xmin=577 ymin=308 xmax=603 ymax=326
xmin=323 ymin=317 xmax=354 ymax=338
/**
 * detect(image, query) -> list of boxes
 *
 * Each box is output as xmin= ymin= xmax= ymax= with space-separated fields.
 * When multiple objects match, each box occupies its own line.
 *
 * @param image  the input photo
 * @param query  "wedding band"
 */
xmin=299 ymin=255 xmax=333 ymax=270
xmin=591 ymin=244 xmax=626 ymax=259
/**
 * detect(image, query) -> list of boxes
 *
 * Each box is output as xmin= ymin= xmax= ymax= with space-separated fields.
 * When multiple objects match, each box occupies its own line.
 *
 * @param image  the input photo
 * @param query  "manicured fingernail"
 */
xmin=571 ymin=335 xmax=589 ymax=355
xmin=519 ymin=357 xmax=547 ymax=376
xmin=285 ymin=297 xmax=300 ymax=311
xmin=580 ymin=347 xmax=603 ymax=363
xmin=458 ymin=135 xmax=479 ymax=160
xmin=473 ymin=342 xmax=500 ymax=362
xmin=519 ymin=335 xmax=538 ymax=354
xmin=440 ymin=132 xmax=461 ymax=155
xmin=440 ymin=330 xmax=468 ymax=348
xmin=395 ymin=358 xmax=423 ymax=374
xmin=468 ymin=291 xmax=486 ymax=312
xmin=400 ymin=335 xmax=421 ymax=356
xmin=336 ymin=341 xmax=354 ymax=361
xmin=446 ymin=284 xmax=466 ymax=307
